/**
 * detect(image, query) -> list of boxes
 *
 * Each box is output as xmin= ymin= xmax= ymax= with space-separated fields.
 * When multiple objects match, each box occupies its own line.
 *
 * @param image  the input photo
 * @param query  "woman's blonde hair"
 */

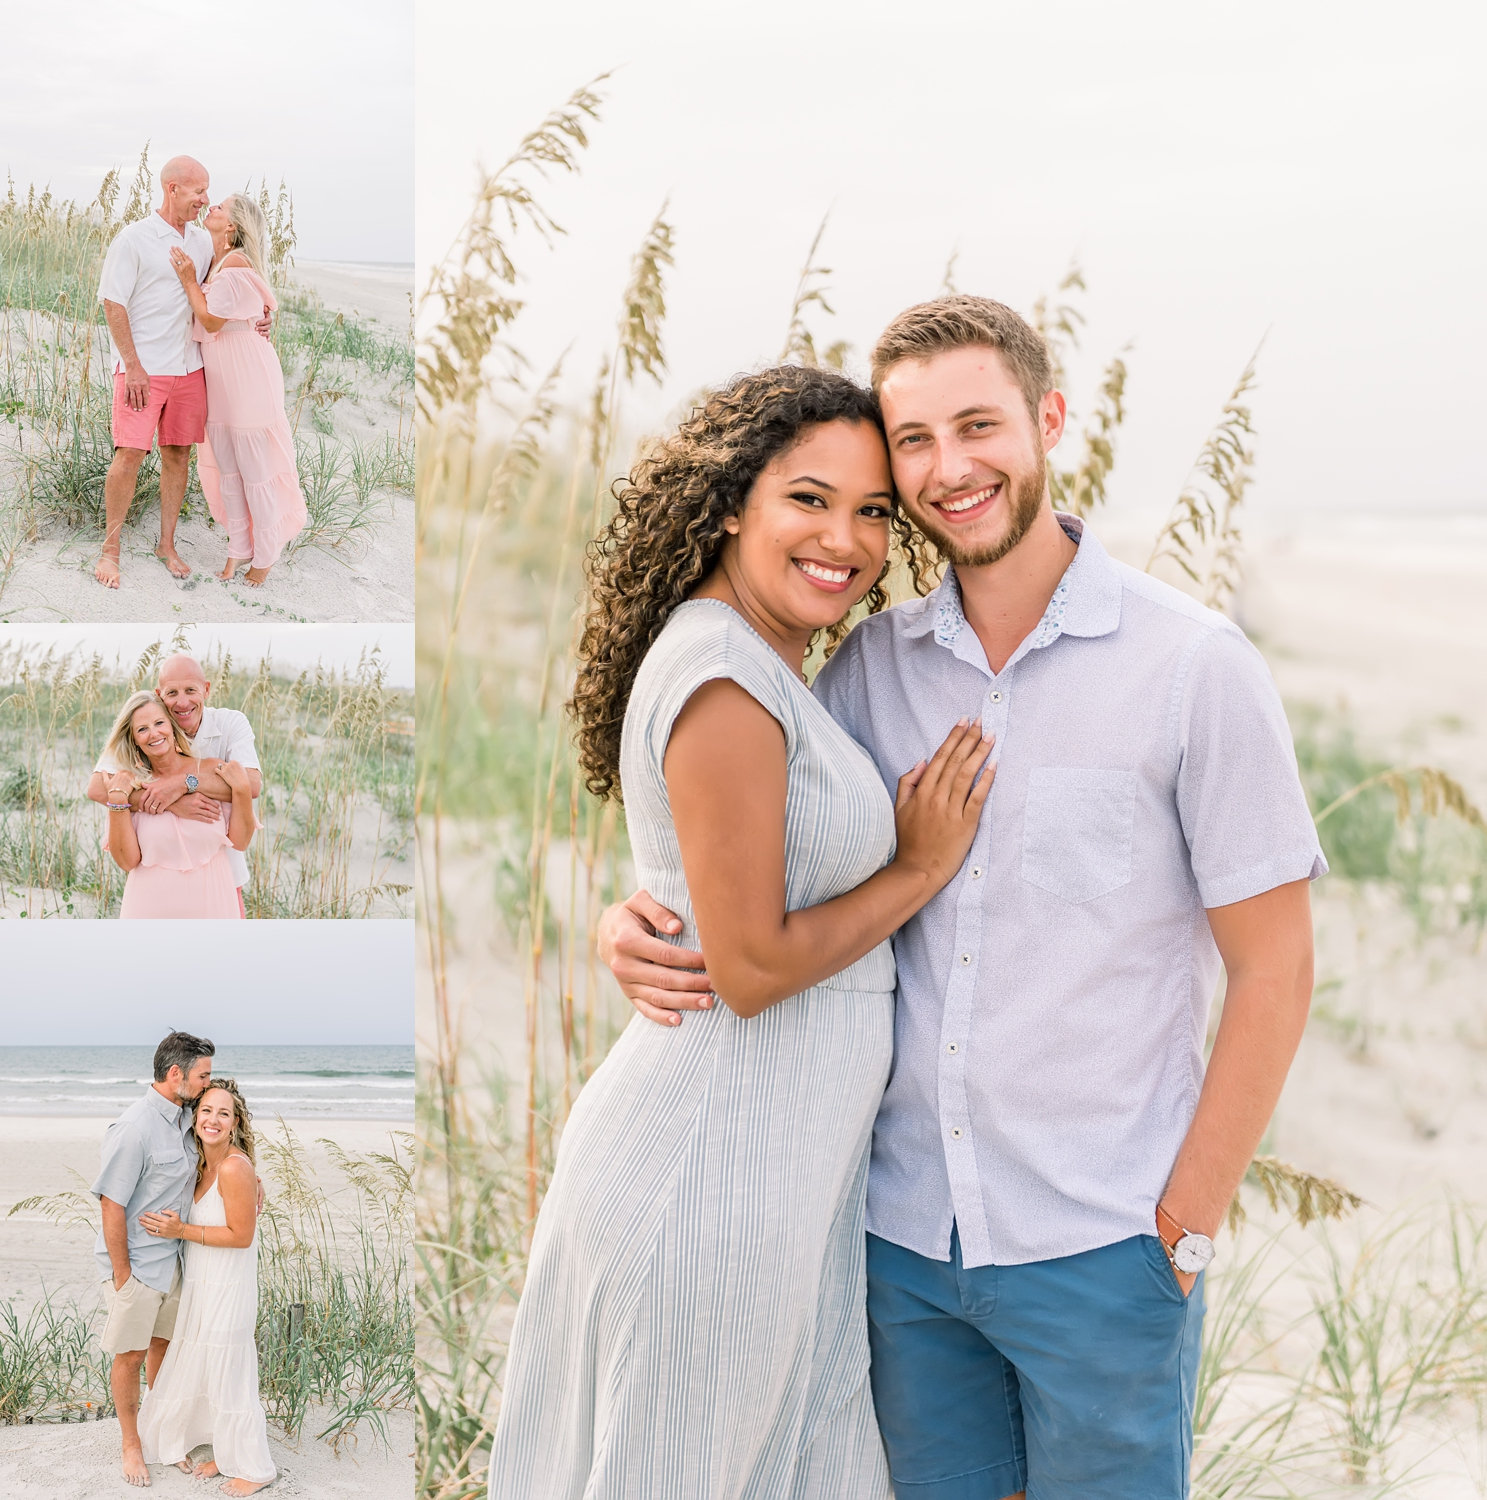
xmin=101 ymin=691 xmax=193 ymax=780
xmin=223 ymin=194 xmax=270 ymax=281
xmin=191 ymin=1077 xmax=257 ymax=1186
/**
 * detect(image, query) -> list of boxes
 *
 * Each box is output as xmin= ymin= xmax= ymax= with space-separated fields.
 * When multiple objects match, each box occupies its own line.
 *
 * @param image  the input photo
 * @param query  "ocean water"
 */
xmin=0 ymin=1044 xmax=414 ymax=1121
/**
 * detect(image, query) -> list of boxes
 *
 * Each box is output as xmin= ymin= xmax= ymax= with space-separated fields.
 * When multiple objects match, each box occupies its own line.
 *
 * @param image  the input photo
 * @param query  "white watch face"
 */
xmin=1173 ymin=1232 xmax=1215 ymax=1274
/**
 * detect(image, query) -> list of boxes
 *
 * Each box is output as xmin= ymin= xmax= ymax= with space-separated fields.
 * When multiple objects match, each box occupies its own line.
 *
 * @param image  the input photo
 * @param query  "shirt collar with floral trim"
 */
xmin=901 ymin=513 xmax=1123 ymax=657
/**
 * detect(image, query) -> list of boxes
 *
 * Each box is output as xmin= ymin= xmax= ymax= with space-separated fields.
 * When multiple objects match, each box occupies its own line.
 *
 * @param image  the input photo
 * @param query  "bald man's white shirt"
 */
xmin=96 ymin=707 xmax=260 ymax=888
xmin=97 ymin=216 xmax=213 ymax=376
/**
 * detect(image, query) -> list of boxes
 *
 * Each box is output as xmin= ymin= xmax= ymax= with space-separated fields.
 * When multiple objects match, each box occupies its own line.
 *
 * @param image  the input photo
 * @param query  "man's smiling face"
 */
xmin=156 ymin=657 xmax=211 ymax=739
xmin=880 ymin=344 xmax=1064 ymax=569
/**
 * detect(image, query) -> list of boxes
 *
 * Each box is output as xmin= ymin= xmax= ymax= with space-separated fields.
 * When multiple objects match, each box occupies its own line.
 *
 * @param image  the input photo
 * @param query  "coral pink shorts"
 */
xmin=111 ymin=368 xmax=207 ymax=451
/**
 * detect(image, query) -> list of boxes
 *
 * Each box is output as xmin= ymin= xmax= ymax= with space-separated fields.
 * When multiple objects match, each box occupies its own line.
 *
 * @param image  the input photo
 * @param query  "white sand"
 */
xmin=0 ymin=1408 xmax=413 ymax=1499
xmin=0 ymin=263 xmax=414 ymax=624
xmin=289 ymin=262 xmax=413 ymax=335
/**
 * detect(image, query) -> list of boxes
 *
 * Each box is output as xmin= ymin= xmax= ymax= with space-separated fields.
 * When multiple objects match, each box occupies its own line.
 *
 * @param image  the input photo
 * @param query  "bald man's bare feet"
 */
xmin=192 ymin=1460 xmax=219 ymax=1480
xmin=155 ymin=543 xmax=191 ymax=578
xmin=218 ymin=558 xmax=250 ymax=581
xmin=95 ymin=552 xmax=122 ymax=588
xmin=244 ymin=565 xmax=271 ymax=587
xmin=221 ymin=1479 xmax=270 ymax=1495
xmin=121 ymin=1445 xmax=151 ymax=1486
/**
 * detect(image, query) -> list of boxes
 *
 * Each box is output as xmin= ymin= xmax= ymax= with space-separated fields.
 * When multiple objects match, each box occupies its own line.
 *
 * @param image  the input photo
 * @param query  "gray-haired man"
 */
xmin=92 ymin=1030 xmax=215 ymax=1487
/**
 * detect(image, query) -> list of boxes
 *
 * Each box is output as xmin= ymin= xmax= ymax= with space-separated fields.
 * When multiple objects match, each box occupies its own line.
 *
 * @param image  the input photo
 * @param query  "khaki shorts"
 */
xmin=100 ymin=1264 xmax=182 ymax=1354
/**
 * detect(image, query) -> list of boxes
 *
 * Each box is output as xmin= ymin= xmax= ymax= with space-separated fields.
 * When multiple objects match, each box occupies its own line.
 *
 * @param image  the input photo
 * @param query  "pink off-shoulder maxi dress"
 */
xmin=116 ymin=807 xmax=242 ymax=919
xmin=194 ymin=267 xmax=307 ymax=570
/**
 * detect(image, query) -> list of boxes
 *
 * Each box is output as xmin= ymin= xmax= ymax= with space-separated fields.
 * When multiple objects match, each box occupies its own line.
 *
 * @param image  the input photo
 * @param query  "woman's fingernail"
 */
xmin=701 ymin=995 xmax=714 ymax=1009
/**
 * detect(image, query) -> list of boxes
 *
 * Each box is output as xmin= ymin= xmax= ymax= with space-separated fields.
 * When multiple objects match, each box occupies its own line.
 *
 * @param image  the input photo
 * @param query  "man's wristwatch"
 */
xmin=184 ymin=773 xmax=199 ymax=794
xmin=1156 ymin=1203 xmax=1215 ymax=1275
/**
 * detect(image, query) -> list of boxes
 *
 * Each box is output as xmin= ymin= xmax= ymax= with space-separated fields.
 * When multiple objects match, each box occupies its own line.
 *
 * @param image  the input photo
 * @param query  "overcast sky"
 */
xmin=1 ymin=921 xmax=411 ymax=1044
xmin=3 ymin=0 xmax=411 ymax=263
xmin=418 ymin=0 xmax=1486 ymax=519
xmin=4 ymin=625 xmax=413 ymax=688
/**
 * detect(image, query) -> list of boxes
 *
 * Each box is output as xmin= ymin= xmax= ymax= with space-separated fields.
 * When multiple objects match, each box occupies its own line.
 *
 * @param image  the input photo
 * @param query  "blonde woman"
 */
xmin=138 ymin=1078 xmax=276 ymax=1494
xmin=169 ymin=194 xmax=306 ymax=586
xmin=102 ymin=691 xmax=255 ymax=918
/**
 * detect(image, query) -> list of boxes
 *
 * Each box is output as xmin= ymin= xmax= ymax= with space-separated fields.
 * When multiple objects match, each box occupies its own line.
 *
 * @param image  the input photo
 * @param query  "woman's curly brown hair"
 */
xmin=571 ymin=364 xmax=934 ymax=801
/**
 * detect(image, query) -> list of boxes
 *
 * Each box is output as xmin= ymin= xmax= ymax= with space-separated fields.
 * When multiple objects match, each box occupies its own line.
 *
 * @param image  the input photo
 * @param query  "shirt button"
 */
xmin=989 ymin=691 xmax=1003 ymax=703
xmin=950 ymin=1127 xmax=963 ymax=1140
xmin=970 ymin=866 xmax=983 ymax=879
xmin=958 ymin=953 xmax=971 ymax=966
xmin=947 ymin=1042 xmax=959 ymax=1054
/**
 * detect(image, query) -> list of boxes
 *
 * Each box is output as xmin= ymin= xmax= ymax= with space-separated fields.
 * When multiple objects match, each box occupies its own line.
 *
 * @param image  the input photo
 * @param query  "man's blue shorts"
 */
xmin=866 ymin=1225 xmax=1205 ymax=1499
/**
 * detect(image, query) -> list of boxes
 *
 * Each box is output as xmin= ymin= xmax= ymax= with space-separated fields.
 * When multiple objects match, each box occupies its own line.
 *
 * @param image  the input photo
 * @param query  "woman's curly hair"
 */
xmin=571 ymin=364 xmax=933 ymax=801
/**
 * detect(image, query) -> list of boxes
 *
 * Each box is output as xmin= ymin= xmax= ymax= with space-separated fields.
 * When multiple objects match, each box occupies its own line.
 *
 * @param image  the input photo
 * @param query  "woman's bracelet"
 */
xmin=106 ymin=800 xmax=132 ymax=811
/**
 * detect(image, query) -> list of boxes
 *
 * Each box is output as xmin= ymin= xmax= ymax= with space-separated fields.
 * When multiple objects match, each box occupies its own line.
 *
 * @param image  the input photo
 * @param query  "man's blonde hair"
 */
xmin=870 ymin=295 xmax=1054 ymax=422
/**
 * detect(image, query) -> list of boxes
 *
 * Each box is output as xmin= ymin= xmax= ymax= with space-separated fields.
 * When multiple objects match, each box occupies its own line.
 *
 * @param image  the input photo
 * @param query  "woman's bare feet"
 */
xmin=174 ymin=1459 xmax=195 ymax=1473
xmin=121 ymin=1444 xmax=151 ymax=1486
xmin=220 ymin=1479 xmax=271 ymax=1496
xmin=218 ymin=557 xmax=250 ymax=581
xmin=244 ymin=565 xmax=272 ymax=587
xmin=192 ymin=1460 xmax=220 ymax=1480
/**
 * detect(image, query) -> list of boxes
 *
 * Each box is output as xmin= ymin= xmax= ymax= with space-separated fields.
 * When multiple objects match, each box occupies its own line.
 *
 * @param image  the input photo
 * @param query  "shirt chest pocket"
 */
xmin=147 ymin=1146 xmax=191 ymax=1192
xmin=1021 ymin=767 xmax=1137 ymax=904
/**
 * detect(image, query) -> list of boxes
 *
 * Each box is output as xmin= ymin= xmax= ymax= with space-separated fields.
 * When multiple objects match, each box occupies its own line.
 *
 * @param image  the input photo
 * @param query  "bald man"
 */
xmin=86 ymin=655 xmax=263 ymax=917
xmin=94 ymin=156 xmax=269 ymax=590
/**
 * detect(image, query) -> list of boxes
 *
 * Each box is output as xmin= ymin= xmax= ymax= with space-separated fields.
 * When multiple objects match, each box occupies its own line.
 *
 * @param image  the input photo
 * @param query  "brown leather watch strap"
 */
xmin=1155 ymin=1202 xmax=1185 ymax=1253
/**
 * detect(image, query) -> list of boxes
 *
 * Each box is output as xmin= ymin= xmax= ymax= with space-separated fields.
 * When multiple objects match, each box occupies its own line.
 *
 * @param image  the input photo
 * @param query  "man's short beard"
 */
xmin=913 ymin=444 xmax=1047 ymax=570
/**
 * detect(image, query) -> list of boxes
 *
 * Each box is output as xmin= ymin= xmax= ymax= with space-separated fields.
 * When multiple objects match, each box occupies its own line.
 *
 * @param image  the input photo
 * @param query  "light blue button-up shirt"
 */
xmin=91 ymin=1086 xmax=196 ymax=1292
xmin=814 ymin=516 xmax=1327 ymax=1268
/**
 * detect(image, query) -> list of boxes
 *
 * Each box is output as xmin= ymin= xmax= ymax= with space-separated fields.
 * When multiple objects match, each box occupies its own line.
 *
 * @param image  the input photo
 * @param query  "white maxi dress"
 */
xmin=138 ymin=1161 xmax=276 ymax=1484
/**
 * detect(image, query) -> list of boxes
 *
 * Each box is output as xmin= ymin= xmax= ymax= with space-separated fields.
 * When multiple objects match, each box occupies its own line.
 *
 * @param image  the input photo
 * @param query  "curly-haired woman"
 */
xmin=137 ymin=1078 xmax=276 ymax=1495
xmin=487 ymin=365 xmax=995 ymax=1497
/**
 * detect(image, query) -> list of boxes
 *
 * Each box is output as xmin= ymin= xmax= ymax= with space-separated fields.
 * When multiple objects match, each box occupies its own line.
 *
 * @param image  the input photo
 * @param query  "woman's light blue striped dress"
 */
xmin=487 ymin=599 xmax=898 ymax=1499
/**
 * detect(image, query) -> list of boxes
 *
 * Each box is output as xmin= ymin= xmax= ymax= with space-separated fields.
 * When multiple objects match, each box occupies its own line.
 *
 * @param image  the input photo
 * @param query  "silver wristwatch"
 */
xmin=1157 ymin=1204 xmax=1215 ymax=1274
xmin=185 ymin=773 xmax=199 ymax=793
xmin=1170 ymin=1228 xmax=1215 ymax=1274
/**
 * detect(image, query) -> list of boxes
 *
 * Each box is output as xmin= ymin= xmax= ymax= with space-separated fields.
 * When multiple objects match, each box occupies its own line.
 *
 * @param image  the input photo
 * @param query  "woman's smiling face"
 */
xmin=722 ymin=419 xmax=895 ymax=640
xmin=195 ymin=1087 xmax=237 ymax=1148
xmin=131 ymin=702 xmax=177 ymax=761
